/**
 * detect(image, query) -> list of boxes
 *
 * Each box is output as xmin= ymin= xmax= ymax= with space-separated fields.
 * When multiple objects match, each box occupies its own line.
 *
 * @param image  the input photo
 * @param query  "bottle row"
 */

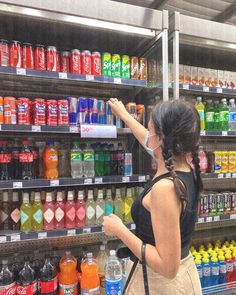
xmin=0 ymin=139 xmax=132 ymax=180
xmin=0 ymin=244 xmax=124 ymax=295
xmin=0 ymin=186 xmax=142 ymax=232
xmin=0 ymin=38 xmax=147 ymax=80
xmin=191 ymin=239 xmax=236 ymax=289
xmin=195 ymin=96 xmax=236 ymax=132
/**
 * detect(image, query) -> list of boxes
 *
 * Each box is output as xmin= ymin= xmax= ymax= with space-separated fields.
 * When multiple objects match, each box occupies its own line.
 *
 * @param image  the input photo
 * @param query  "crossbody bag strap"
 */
xmin=122 ymin=259 xmax=138 ymax=295
xmin=141 ymin=243 xmax=150 ymax=295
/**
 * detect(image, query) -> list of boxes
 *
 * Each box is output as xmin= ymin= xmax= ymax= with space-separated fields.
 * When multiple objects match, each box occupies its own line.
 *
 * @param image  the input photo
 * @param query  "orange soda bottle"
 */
xmin=43 ymin=140 xmax=58 ymax=179
xmin=59 ymin=251 xmax=78 ymax=295
xmin=81 ymin=253 xmax=100 ymax=295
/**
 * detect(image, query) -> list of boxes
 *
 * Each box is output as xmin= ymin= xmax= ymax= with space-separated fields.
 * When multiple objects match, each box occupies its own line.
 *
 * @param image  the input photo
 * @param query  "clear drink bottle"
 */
xmin=10 ymin=191 xmax=20 ymax=230
xmin=114 ymin=188 xmax=123 ymax=220
xmin=32 ymin=192 xmax=43 ymax=231
xmin=70 ymin=140 xmax=83 ymax=178
xmin=65 ymin=191 xmax=76 ymax=229
xmin=54 ymin=191 xmax=65 ymax=229
xmin=195 ymin=96 xmax=205 ymax=131
xmin=229 ymin=98 xmax=236 ymax=131
xmin=123 ymin=188 xmax=133 ymax=223
xmin=58 ymin=142 xmax=70 ymax=177
xmin=20 ymin=192 xmax=32 ymax=232
xmin=86 ymin=190 xmax=96 ymax=226
xmin=43 ymin=192 xmax=55 ymax=231
xmin=96 ymin=189 xmax=105 ymax=225
xmin=104 ymin=144 xmax=111 ymax=176
xmin=219 ymin=98 xmax=229 ymax=131
xmin=97 ymin=245 xmax=108 ymax=295
xmin=76 ymin=190 xmax=86 ymax=228
xmin=1 ymin=191 xmax=10 ymax=230
xmin=105 ymin=189 xmax=114 ymax=216
xmin=0 ymin=260 xmax=16 ymax=295
xmin=83 ymin=142 xmax=95 ymax=177
xmin=205 ymin=100 xmax=215 ymax=131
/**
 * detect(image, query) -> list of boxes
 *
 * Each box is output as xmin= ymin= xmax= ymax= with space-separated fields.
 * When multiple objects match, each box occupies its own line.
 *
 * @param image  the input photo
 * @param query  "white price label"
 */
xmin=83 ymin=227 xmax=91 ymax=234
xmin=232 ymin=173 xmax=236 ymax=178
xmin=0 ymin=236 xmax=6 ymax=243
xmin=226 ymin=173 xmax=231 ymax=179
xmin=11 ymin=234 xmax=20 ymax=242
xmin=69 ymin=126 xmax=78 ymax=133
xmin=213 ymin=216 xmax=220 ymax=222
xmin=32 ymin=125 xmax=41 ymax=132
xmin=101 ymin=226 xmax=105 ymax=232
xmin=81 ymin=124 xmax=117 ymax=139
xmin=222 ymin=131 xmax=228 ymax=136
xmin=67 ymin=229 xmax=76 ymax=236
xmin=0 ymin=125 xmax=2 ymax=131
xmin=86 ymin=75 xmax=94 ymax=81
xmin=122 ymin=177 xmax=130 ymax=183
xmin=183 ymin=84 xmax=189 ymax=90
xmin=138 ymin=176 xmax=146 ymax=182
xmin=130 ymin=224 xmax=136 ymax=230
xmin=206 ymin=217 xmax=212 ymax=223
xmin=217 ymin=88 xmax=223 ymax=93
xmin=50 ymin=179 xmax=59 ymax=187
xmin=203 ymin=86 xmax=209 ymax=92
xmin=218 ymin=173 xmax=224 ymax=179
xmin=95 ymin=178 xmax=103 ymax=184
xmin=200 ymin=131 xmax=206 ymax=136
xmin=198 ymin=218 xmax=204 ymax=224
xmin=58 ymin=72 xmax=67 ymax=79
xmin=38 ymin=232 xmax=47 ymax=239
xmin=230 ymin=214 xmax=236 ymax=220
xmin=84 ymin=178 xmax=93 ymax=184
xmin=114 ymin=78 xmax=122 ymax=84
xmin=13 ymin=182 xmax=23 ymax=189
xmin=16 ymin=68 xmax=26 ymax=75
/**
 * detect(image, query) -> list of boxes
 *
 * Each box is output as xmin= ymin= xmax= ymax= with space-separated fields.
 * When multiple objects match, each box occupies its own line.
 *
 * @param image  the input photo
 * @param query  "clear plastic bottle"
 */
xmin=20 ymin=192 xmax=32 ymax=232
xmin=97 ymin=245 xmax=108 ymax=295
xmin=83 ymin=142 xmax=95 ymax=178
xmin=76 ymin=190 xmax=86 ymax=228
xmin=229 ymin=98 xmax=236 ymax=131
xmin=65 ymin=191 xmax=76 ymax=229
xmin=86 ymin=190 xmax=96 ymax=226
xmin=70 ymin=140 xmax=83 ymax=178
xmin=0 ymin=259 xmax=16 ymax=295
xmin=32 ymin=192 xmax=43 ymax=231
xmin=114 ymin=188 xmax=123 ymax=220
xmin=105 ymin=250 xmax=123 ymax=295
xmin=105 ymin=189 xmax=114 ymax=216
xmin=219 ymin=98 xmax=229 ymax=131
xmin=1 ymin=191 xmax=10 ymax=230
xmin=123 ymin=188 xmax=133 ymax=223
xmin=195 ymin=96 xmax=205 ymax=131
xmin=58 ymin=142 xmax=70 ymax=177
xmin=96 ymin=189 xmax=105 ymax=225
xmin=54 ymin=191 xmax=65 ymax=229
xmin=43 ymin=192 xmax=55 ymax=231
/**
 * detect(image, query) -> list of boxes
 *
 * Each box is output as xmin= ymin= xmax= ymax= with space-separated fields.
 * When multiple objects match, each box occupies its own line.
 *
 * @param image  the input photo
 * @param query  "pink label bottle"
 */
xmin=76 ymin=190 xmax=86 ymax=228
xmin=65 ymin=191 xmax=76 ymax=229
xmin=54 ymin=191 xmax=65 ymax=229
xmin=198 ymin=146 xmax=208 ymax=174
xmin=43 ymin=192 xmax=55 ymax=230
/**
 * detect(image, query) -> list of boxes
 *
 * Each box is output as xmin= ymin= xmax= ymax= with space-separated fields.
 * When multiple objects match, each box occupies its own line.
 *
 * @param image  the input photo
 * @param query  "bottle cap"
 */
xmin=97 ymin=190 xmax=103 ymax=199
xmin=34 ymin=192 xmax=41 ymax=202
xmin=87 ymin=252 xmax=93 ymax=258
xmin=67 ymin=191 xmax=74 ymax=201
xmin=12 ymin=192 xmax=19 ymax=202
xmin=203 ymin=257 xmax=209 ymax=263
xmin=57 ymin=191 xmax=63 ymax=201
xmin=46 ymin=192 xmax=52 ymax=202
xmin=100 ymin=245 xmax=105 ymax=251
xmin=211 ymin=257 xmax=218 ymax=263
xmin=195 ymin=259 xmax=201 ymax=265
xmin=23 ymin=192 xmax=29 ymax=202
xmin=77 ymin=191 xmax=84 ymax=200
xmin=225 ymin=253 xmax=232 ymax=259
xmin=88 ymin=190 xmax=94 ymax=199
xmin=110 ymin=250 xmax=116 ymax=256
xmin=3 ymin=191 xmax=8 ymax=202
xmin=218 ymin=255 xmax=225 ymax=261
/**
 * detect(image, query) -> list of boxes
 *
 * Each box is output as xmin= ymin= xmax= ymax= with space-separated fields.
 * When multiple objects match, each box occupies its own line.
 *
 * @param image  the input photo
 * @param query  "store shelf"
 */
xmin=203 ymin=282 xmax=236 ymax=295
xmin=201 ymin=173 xmax=236 ymax=180
xmin=0 ymin=223 xmax=136 ymax=244
xmin=0 ymin=175 xmax=148 ymax=190
xmin=197 ymin=213 xmax=236 ymax=224
xmin=200 ymin=131 xmax=236 ymax=137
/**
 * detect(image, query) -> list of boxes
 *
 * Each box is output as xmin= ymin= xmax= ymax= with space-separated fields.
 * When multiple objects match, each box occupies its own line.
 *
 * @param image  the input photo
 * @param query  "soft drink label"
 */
xmin=19 ymin=153 xmax=33 ymax=163
xmin=66 ymin=207 xmax=75 ymax=222
xmin=0 ymin=282 xmax=16 ymax=295
xmin=55 ymin=208 xmax=64 ymax=222
xmin=34 ymin=99 xmax=46 ymax=125
xmin=10 ymin=208 xmax=20 ymax=224
xmin=59 ymin=282 xmax=77 ymax=295
xmin=33 ymin=209 xmax=43 ymax=224
xmin=220 ymin=111 xmax=229 ymax=122
xmin=58 ymin=100 xmax=69 ymax=126
xmin=83 ymin=153 xmax=94 ymax=161
xmin=226 ymin=262 xmax=233 ymax=272
xmin=220 ymin=264 xmax=226 ymax=274
xmin=38 ymin=277 xmax=58 ymax=293
xmin=77 ymin=207 xmax=86 ymax=221
xmin=44 ymin=208 xmax=54 ymax=223
xmin=70 ymin=49 xmax=81 ymax=74
xmin=229 ymin=112 xmax=236 ymax=123
xmin=10 ymin=41 xmax=21 ymax=68
xmin=0 ymin=153 xmax=11 ymax=163
xmin=47 ymin=100 xmax=58 ymax=126
xmin=105 ymin=278 xmax=122 ymax=295
xmin=87 ymin=205 xmax=95 ymax=220
xmin=17 ymin=98 xmax=30 ymax=125
xmin=81 ymin=286 xmax=100 ymax=295
xmin=17 ymin=281 xmax=37 ymax=295
xmin=20 ymin=210 xmax=29 ymax=225
xmin=91 ymin=52 xmax=101 ymax=76
xmin=212 ymin=266 xmax=219 ymax=276
xmin=203 ymin=267 xmax=210 ymax=277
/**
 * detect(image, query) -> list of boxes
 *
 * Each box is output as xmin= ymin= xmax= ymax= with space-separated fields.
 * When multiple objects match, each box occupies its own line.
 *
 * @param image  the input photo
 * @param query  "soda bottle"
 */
xmin=17 ymin=259 xmax=37 ymax=295
xmin=97 ymin=245 xmax=108 ymax=295
xmin=229 ymin=98 xmax=236 ymax=131
xmin=58 ymin=142 xmax=70 ymax=177
xmin=1 ymin=191 xmax=10 ymax=230
xmin=11 ymin=139 xmax=20 ymax=179
xmin=105 ymin=189 xmax=114 ymax=216
xmin=117 ymin=143 xmax=124 ymax=175
xmin=10 ymin=253 xmax=21 ymax=282
xmin=195 ymin=96 xmax=205 ymax=131
xmin=0 ymin=259 xmax=16 ymax=295
xmin=70 ymin=141 xmax=83 ymax=178
xmin=50 ymin=250 xmax=60 ymax=273
xmin=94 ymin=143 xmax=105 ymax=177
xmin=10 ymin=191 xmax=20 ymax=231
xmin=219 ymin=98 xmax=229 ymax=131
xmin=123 ymin=188 xmax=133 ymax=222
xmin=38 ymin=255 xmax=58 ymax=295
xmin=19 ymin=139 xmax=34 ymax=180
xmin=202 ymin=257 xmax=211 ymax=288
xmin=114 ymin=188 xmax=123 ymax=220
xmin=86 ymin=190 xmax=96 ymax=226
xmin=59 ymin=251 xmax=78 ymax=295
xmin=0 ymin=140 xmax=12 ymax=180
xmin=30 ymin=141 xmax=39 ymax=179
xmin=211 ymin=257 xmax=219 ymax=286
xmin=20 ymin=192 xmax=32 ymax=232
xmin=32 ymin=192 xmax=43 ymax=231
xmin=96 ymin=189 xmax=105 ymax=225
xmin=232 ymin=252 xmax=236 ymax=282
xmin=205 ymin=100 xmax=215 ymax=131
xmin=43 ymin=192 xmax=55 ymax=231
xmin=43 ymin=141 xmax=58 ymax=180
xmin=105 ymin=250 xmax=123 ymax=295
xmin=65 ymin=191 xmax=76 ymax=229
xmin=104 ymin=144 xmax=111 ymax=176
xmin=54 ymin=191 xmax=65 ymax=229
xmin=83 ymin=142 xmax=95 ymax=177
xmin=31 ymin=250 xmax=43 ymax=280
xmin=76 ymin=190 xmax=86 ymax=228
xmin=226 ymin=253 xmax=234 ymax=285
xmin=198 ymin=146 xmax=208 ymax=174
xmin=195 ymin=259 xmax=203 ymax=287
xmin=81 ymin=253 xmax=100 ymax=295
xmin=214 ymin=101 xmax=220 ymax=131
xmin=109 ymin=144 xmax=117 ymax=176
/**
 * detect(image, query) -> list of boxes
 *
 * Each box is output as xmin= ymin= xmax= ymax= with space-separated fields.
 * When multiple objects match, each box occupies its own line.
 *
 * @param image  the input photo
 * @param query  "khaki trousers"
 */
xmin=125 ymin=253 xmax=202 ymax=295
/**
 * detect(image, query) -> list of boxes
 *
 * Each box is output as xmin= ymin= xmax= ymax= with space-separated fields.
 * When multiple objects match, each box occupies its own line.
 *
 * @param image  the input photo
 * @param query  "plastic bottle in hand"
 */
xmin=70 ymin=140 xmax=83 ymax=178
xmin=81 ymin=253 xmax=100 ymax=295
xmin=105 ymin=189 xmax=114 ymax=216
xmin=114 ymin=188 xmax=123 ymax=220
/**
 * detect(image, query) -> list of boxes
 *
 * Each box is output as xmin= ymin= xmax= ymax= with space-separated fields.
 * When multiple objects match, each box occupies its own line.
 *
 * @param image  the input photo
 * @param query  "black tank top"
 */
xmin=131 ymin=171 xmax=198 ymax=256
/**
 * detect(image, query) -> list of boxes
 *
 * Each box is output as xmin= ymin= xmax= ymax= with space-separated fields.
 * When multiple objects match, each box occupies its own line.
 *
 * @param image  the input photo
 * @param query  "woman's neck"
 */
xmin=154 ymin=155 xmax=190 ymax=177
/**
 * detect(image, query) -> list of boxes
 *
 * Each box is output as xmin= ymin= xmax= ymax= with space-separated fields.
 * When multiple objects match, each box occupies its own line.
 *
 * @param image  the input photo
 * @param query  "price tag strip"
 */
xmin=10 ymin=234 xmax=21 ymax=242
xmin=16 ymin=68 xmax=26 ymax=75
xmin=13 ymin=182 xmax=23 ymax=189
xmin=81 ymin=124 xmax=117 ymax=139
xmin=58 ymin=72 xmax=67 ymax=79
xmin=32 ymin=125 xmax=41 ymax=132
xmin=38 ymin=232 xmax=47 ymax=239
xmin=50 ymin=180 xmax=59 ymax=187
xmin=67 ymin=229 xmax=76 ymax=236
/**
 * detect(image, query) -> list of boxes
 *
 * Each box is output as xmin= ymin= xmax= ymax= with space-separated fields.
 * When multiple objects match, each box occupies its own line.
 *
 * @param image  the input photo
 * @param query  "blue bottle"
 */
xmin=218 ymin=255 xmax=226 ymax=289
xmin=195 ymin=259 xmax=203 ymax=287
xmin=202 ymin=257 xmax=211 ymax=288
xmin=211 ymin=257 xmax=219 ymax=286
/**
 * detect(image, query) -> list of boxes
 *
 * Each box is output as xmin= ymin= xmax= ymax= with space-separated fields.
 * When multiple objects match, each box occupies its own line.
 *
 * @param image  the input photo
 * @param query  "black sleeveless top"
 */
xmin=131 ymin=171 xmax=198 ymax=258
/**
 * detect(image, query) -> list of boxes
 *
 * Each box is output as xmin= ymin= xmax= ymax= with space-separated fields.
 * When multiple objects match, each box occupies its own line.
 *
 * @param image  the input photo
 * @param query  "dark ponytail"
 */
xmin=191 ymin=145 xmax=203 ymax=194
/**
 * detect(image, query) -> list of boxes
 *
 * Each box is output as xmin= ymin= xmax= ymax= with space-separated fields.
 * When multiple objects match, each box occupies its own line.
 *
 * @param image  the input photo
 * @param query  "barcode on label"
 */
xmin=16 ymin=68 xmax=26 ymax=75
xmin=83 ymin=228 xmax=91 ymax=234
xmin=183 ymin=84 xmax=189 ymax=90
xmin=38 ymin=232 xmax=47 ymax=239
xmin=114 ymin=78 xmax=122 ymax=84
xmin=213 ymin=216 xmax=220 ymax=222
xmin=58 ymin=72 xmax=67 ymax=79
xmin=67 ymin=229 xmax=76 ymax=236
xmin=200 ymin=131 xmax=206 ymax=136
xmin=50 ymin=180 xmax=59 ymax=186
xmin=122 ymin=177 xmax=130 ymax=183
xmin=84 ymin=178 xmax=93 ymax=184
xmin=222 ymin=131 xmax=228 ymax=136
xmin=86 ymin=75 xmax=94 ymax=81
xmin=11 ymin=234 xmax=20 ymax=242
xmin=13 ymin=182 xmax=23 ymax=188
xmin=206 ymin=217 xmax=212 ymax=223
xmin=32 ymin=125 xmax=41 ymax=132
xmin=95 ymin=178 xmax=103 ymax=184
xmin=203 ymin=87 xmax=209 ymax=92
xmin=138 ymin=176 xmax=146 ymax=182
xmin=217 ymin=88 xmax=223 ymax=93
xmin=218 ymin=173 xmax=224 ymax=179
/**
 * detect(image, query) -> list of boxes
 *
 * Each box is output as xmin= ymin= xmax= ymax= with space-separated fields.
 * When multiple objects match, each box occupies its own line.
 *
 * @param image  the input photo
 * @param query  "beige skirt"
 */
xmin=125 ymin=253 xmax=202 ymax=295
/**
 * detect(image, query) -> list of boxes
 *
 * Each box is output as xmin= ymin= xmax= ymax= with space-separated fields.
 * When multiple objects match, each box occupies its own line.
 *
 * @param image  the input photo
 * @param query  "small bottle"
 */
xmin=10 ymin=191 xmax=20 ymax=230
xmin=0 ymin=259 xmax=16 ymax=295
xmin=195 ymin=259 xmax=203 ymax=287
xmin=65 ymin=191 xmax=76 ymax=229
xmin=123 ymin=188 xmax=133 ymax=223
xmin=96 ymin=245 xmax=108 ymax=295
xmin=211 ymin=257 xmax=219 ymax=286
xmin=54 ymin=191 xmax=65 ymax=229
xmin=1 ymin=191 xmax=10 ymax=230
xmin=96 ymin=189 xmax=105 ymax=225
xmin=43 ymin=192 xmax=55 ymax=231
xmin=20 ymin=192 xmax=32 ymax=232
xmin=198 ymin=146 xmax=208 ymax=174
xmin=38 ymin=255 xmax=58 ymax=295
xmin=195 ymin=96 xmax=205 ymax=131
xmin=76 ymin=190 xmax=86 ymax=228
xmin=32 ymin=192 xmax=43 ymax=231
xmin=114 ymin=188 xmax=123 ymax=220
xmin=81 ymin=253 xmax=100 ymax=295
xmin=86 ymin=190 xmax=96 ymax=226
xmin=229 ymin=98 xmax=236 ymax=131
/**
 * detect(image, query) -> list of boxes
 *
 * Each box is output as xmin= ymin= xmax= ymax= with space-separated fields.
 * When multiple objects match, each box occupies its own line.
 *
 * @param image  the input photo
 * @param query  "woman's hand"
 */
xmin=103 ymin=214 xmax=126 ymax=237
xmin=108 ymin=98 xmax=129 ymax=121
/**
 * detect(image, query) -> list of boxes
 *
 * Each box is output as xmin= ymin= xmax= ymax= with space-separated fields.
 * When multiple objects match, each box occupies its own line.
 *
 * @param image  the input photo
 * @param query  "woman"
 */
xmin=103 ymin=98 xmax=203 ymax=295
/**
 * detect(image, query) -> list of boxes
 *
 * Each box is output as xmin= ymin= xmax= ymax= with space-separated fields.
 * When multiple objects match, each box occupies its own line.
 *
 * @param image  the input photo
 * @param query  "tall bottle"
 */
xmin=10 ymin=191 xmax=20 ymax=230
xmin=97 ymin=245 xmax=108 ymax=295
xmin=205 ymin=100 xmax=215 ymax=131
xmin=19 ymin=139 xmax=34 ymax=180
xmin=214 ymin=101 xmax=220 ymax=131
xmin=218 ymin=255 xmax=226 ymax=285
xmin=58 ymin=142 xmax=70 ymax=177
xmin=105 ymin=189 xmax=114 ymax=216
xmin=54 ymin=191 xmax=65 ymax=229
xmin=43 ymin=192 xmax=55 ymax=231
xmin=20 ymin=192 xmax=32 ymax=232
xmin=70 ymin=140 xmax=83 ymax=178
xmin=96 ymin=189 xmax=105 ymax=225
xmin=0 ymin=140 xmax=12 ymax=180
xmin=109 ymin=144 xmax=117 ymax=176
xmin=38 ymin=256 xmax=58 ymax=295
xmin=81 ymin=253 xmax=100 ymax=295
xmin=202 ymin=257 xmax=211 ymax=288
xmin=17 ymin=260 xmax=37 ymax=295
xmin=219 ymin=98 xmax=229 ymax=131
xmin=83 ymin=142 xmax=95 ymax=177
xmin=30 ymin=139 xmax=39 ymax=179
xmin=226 ymin=253 xmax=234 ymax=284
xmin=94 ymin=143 xmax=105 ymax=177
xmin=1 ymin=191 xmax=10 ymax=230
xmin=195 ymin=96 xmax=205 ymax=131
xmin=114 ymin=188 xmax=123 ymax=220
xmin=123 ymin=188 xmax=133 ymax=222
xmin=104 ymin=144 xmax=111 ymax=176
xmin=198 ymin=146 xmax=208 ymax=174
xmin=11 ymin=253 xmax=21 ymax=282
xmin=117 ymin=143 xmax=125 ymax=175
xmin=65 ymin=191 xmax=76 ymax=229
xmin=229 ymin=98 xmax=236 ymax=131
xmin=76 ymin=190 xmax=86 ymax=228
xmin=195 ymin=259 xmax=203 ymax=287
xmin=32 ymin=192 xmax=43 ymax=231
xmin=0 ymin=260 xmax=16 ymax=295
xmin=105 ymin=250 xmax=123 ymax=295
xmin=86 ymin=190 xmax=96 ymax=226
xmin=11 ymin=139 xmax=20 ymax=180
xmin=211 ymin=257 xmax=219 ymax=286
xmin=232 ymin=252 xmax=236 ymax=282
xmin=43 ymin=141 xmax=58 ymax=180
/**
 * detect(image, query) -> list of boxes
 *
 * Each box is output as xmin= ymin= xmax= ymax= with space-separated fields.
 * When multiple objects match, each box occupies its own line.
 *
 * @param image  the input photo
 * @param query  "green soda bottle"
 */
xmin=104 ymin=144 xmax=111 ymax=176
xmin=94 ymin=143 xmax=105 ymax=177
xmin=205 ymin=100 xmax=215 ymax=131
xmin=20 ymin=192 xmax=33 ymax=232
xmin=32 ymin=192 xmax=43 ymax=231
xmin=214 ymin=101 xmax=220 ymax=131
xmin=219 ymin=98 xmax=229 ymax=131
xmin=114 ymin=188 xmax=123 ymax=220
xmin=102 ymin=52 xmax=112 ymax=77
xmin=121 ymin=55 xmax=130 ymax=79
xmin=124 ymin=188 xmax=133 ymax=223
xmin=195 ymin=96 xmax=205 ymax=131
xmin=111 ymin=54 xmax=121 ymax=78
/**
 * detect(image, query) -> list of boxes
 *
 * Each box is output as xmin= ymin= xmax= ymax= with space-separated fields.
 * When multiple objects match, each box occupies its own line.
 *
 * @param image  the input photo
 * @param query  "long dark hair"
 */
xmin=151 ymin=100 xmax=203 ymax=213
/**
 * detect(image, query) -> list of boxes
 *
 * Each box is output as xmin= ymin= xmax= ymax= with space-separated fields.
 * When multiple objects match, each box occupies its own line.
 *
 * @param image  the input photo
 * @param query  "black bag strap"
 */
xmin=141 ymin=243 xmax=150 ymax=295
xmin=122 ymin=259 xmax=138 ymax=295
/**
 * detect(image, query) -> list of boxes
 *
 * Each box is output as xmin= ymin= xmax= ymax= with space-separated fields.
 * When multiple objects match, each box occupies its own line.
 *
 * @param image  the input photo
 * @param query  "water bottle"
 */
xmin=83 ymin=142 xmax=95 ymax=177
xmin=202 ymin=257 xmax=211 ymax=288
xmin=229 ymin=98 xmax=236 ymax=131
xmin=218 ymin=255 xmax=226 ymax=288
xmin=211 ymin=257 xmax=219 ymax=286
xmin=195 ymin=259 xmax=203 ymax=287
xmin=70 ymin=140 xmax=83 ymax=178
xmin=105 ymin=250 xmax=122 ymax=295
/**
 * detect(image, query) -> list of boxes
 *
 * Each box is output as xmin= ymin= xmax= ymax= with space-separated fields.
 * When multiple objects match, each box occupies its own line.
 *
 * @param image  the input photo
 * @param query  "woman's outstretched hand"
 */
xmin=108 ymin=98 xmax=129 ymax=121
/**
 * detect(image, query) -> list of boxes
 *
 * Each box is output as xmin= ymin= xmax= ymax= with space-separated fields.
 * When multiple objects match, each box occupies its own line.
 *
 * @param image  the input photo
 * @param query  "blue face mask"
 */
xmin=144 ymin=133 xmax=160 ymax=157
